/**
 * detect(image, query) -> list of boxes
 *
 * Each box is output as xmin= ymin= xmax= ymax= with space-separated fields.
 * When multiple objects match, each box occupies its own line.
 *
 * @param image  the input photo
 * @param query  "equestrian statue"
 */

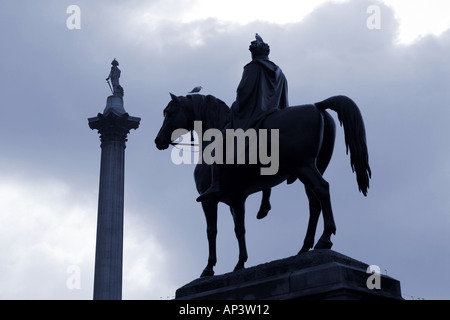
xmin=155 ymin=34 xmax=371 ymax=277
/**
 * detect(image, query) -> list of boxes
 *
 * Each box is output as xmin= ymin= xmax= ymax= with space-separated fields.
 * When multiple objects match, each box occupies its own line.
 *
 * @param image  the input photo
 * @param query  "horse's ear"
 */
xmin=169 ymin=92 xmax=179 ymax=102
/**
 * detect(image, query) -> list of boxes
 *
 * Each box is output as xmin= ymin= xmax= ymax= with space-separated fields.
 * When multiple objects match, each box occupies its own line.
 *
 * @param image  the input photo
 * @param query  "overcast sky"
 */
xmin=0 ymin=0 xmax=449 ymax=300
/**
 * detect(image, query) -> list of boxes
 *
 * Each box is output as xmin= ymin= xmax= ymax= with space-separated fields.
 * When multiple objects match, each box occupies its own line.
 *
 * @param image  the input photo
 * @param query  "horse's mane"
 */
xmin=188 ymin=94 xmax=231 ymax=130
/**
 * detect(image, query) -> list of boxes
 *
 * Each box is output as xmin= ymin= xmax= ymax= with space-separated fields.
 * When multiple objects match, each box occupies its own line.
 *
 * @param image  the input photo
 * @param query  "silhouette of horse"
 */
xmin=155 ymin=94 xmax=371 ymax=277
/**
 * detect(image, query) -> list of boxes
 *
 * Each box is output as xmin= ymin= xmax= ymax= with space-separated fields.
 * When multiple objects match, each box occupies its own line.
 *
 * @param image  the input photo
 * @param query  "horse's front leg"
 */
xmin=200 ymin=198 xmax=218 ymax=277
xmin=230 ymin=200 xmax=248 ymax=271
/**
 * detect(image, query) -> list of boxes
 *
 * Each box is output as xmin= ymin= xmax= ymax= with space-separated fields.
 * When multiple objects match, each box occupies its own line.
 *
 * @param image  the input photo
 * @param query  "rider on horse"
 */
xmin=197 ymin=35 xmax=289 ymax=205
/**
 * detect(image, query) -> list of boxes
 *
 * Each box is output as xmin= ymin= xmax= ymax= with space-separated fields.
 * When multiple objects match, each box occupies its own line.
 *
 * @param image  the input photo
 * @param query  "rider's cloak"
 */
xmin=230 ymin=58 xmax=289 ymax=131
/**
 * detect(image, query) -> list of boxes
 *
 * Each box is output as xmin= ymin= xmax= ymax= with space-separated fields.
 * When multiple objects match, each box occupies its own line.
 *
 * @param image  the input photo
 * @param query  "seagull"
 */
xmin=255 ymin=33 xmax=264 ymax=43
xmin=188 ymin=86 xmax=203 ymax=94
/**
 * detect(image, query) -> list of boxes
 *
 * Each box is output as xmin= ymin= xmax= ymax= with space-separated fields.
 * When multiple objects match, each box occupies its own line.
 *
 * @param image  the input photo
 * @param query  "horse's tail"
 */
xmin=315 ymin=95 xmax=371 ymax=196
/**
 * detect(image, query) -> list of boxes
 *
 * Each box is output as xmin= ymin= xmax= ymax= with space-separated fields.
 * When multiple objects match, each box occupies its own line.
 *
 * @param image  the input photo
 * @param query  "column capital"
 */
xmin=89 ymin=111 xmax=140 ymax=144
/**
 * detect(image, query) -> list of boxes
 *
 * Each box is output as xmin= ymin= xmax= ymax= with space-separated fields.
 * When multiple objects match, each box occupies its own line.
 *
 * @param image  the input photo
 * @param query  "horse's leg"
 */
xmin=300 ymin=116 xmax=335 ymax=253
xmin=230 ymin=200 xmax=248 ymax=271
xmin=257 ymin=188 xmax=272 ymax=219
xmin=294 ymin=165 xmax=336 ymax=250
xmin=200 ymin=198 xmax=218 ymax=277
xmin=299 ymin=186 xmax=321 ymax=253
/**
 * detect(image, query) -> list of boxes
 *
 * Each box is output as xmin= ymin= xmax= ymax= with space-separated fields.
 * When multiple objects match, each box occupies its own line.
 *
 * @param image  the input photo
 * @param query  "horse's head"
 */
xmin=155 ymin=93 xmax=195 ymax=150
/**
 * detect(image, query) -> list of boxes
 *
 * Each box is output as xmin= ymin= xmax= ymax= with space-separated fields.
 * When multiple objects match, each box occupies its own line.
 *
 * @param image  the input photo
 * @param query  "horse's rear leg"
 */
xmin=299 ymin=131 xmax=334 ymax=253
xmin=257 ymin=188 xmax=271 ymax=219
xmin=299 ymin=187 xmax=321 ymax=253
xmin=200 ymin=198 xmax=218 ymax=277
xmin=294 ymin=165 xmax=336 ymax=250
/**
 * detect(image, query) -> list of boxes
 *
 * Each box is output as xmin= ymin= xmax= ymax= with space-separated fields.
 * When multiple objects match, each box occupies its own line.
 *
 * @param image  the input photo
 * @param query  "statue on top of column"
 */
xmin=106 ymin=59 xmax=124 ymax=97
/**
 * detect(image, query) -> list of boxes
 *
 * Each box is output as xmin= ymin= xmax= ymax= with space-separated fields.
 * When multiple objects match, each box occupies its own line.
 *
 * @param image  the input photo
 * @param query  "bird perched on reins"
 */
xmin=188 ymin=86 xmax=203 ymax=94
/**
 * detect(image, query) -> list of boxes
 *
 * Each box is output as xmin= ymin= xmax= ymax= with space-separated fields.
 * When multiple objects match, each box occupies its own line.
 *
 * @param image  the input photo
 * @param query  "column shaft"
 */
xmin=89 ymin=110 xmax=140 ymax=300
xmin=93 ymin=138 xmax=125 ymax=300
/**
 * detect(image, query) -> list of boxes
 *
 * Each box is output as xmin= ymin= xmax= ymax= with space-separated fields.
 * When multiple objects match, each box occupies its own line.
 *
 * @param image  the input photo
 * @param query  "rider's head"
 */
xmin=249 ymin=40 xmax=270 ymax=60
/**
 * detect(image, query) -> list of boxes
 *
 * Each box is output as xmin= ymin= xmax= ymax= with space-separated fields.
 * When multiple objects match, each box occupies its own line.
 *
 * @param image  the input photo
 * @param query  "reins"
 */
xmin=170 ymin=130 xmax=199 ymax=152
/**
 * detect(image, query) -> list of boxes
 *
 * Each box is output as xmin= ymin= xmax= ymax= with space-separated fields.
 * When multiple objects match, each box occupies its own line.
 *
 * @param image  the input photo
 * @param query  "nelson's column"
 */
xmin=88 ymin=59 xmax=141 ymax=300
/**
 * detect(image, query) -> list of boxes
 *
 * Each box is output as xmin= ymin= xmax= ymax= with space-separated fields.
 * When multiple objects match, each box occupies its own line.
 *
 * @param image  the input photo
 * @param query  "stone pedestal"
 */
xmin=88 ymin=96 xmax=140 ymax=300
xmin=175 ymin=250 xmax=402 ymax=300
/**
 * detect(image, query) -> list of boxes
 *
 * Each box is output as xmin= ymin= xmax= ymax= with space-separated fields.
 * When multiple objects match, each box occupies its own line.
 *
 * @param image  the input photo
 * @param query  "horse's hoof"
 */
xmin=314 ymin=237 xmax=333 ymax=250
xmin=233 ymin=265 xmax=245 ymax=272
xmin=256 ymin=203 xmax=271 ymax=219
xmin=314 ymin=233 xmax=333 ymax=250
xmin=200 ymin=269 xmax=214 ymax=277
xmin=298 ymin=246 xmax=311 ymax=254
